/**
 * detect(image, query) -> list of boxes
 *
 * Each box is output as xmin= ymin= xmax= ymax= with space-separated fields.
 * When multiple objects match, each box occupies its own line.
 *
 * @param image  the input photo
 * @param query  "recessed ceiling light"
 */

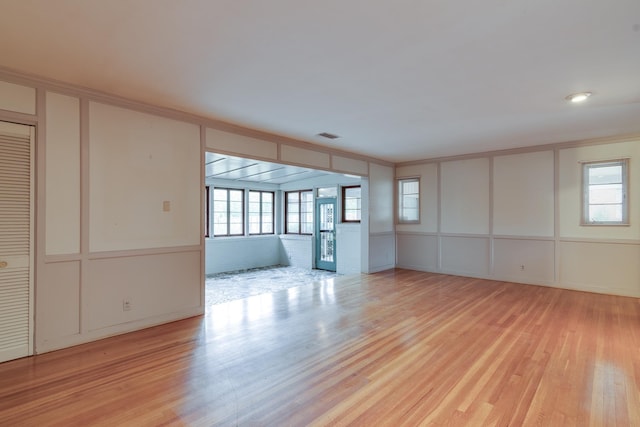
xmin=565 ymin=92 xmax=592 ymax=103
xmin=317 ymin=132 xmax=340 ymax=140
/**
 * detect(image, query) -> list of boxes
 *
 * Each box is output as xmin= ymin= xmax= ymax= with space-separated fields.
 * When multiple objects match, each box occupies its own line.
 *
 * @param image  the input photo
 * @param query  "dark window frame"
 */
xmin=285 ymin=189 xmax=313 ymax=235
xmin=213 ymin=187 xmax=245 ymax=237
xmin=248 ymin=190 xmax=275 ymax=235
xmin=204 ymin=185 xmax=210 ymax=238
xmin=342 ymin=185 xmax=361 ymax=223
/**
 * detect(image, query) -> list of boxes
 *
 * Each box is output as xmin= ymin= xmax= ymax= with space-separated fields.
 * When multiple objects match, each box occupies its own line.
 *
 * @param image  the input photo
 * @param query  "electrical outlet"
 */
xmin=520 ymin=265 xmax=525 ymax=271
xmin=123 ymin=298 xmax=132 ymax=312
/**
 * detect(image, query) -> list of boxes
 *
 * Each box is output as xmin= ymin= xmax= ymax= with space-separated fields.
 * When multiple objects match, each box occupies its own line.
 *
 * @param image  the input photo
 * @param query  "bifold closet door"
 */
xmin=0 ymin=121 xmax=34 ymax=363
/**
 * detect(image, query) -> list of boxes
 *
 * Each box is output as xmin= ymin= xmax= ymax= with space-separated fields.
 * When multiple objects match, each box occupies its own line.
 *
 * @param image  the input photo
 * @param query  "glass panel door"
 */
xmin=315 ymin=198 xmax=336 ymax=271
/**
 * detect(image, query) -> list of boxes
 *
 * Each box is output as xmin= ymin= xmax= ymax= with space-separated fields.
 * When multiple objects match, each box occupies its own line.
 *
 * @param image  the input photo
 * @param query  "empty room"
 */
xmin=1 ymin=1 xmax=639 ymax=425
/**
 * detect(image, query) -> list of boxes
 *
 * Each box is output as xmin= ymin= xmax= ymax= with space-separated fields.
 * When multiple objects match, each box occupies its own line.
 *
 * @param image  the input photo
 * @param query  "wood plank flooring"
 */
xmin=1 ymin=269 xmax=639 ymax=426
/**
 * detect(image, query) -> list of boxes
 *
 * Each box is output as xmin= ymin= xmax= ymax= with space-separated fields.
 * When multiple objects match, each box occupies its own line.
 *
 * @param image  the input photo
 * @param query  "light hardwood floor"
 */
xmin=1 ymin=269 xmax=639 ymax=426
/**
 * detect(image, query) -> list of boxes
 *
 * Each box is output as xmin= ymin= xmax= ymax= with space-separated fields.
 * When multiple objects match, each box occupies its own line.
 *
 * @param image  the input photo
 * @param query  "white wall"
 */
xmin=1 ymin=71 xmax=389 ymax=356
xmin=36 ymin=95 xmax=203 ymax=353
xmin=396 ymin=141 xmax=640 ymax=297
xmin=367 ymin=163 xmax=395 ymax=272
xmin=205 ymin=236 xmax=281 ymax=274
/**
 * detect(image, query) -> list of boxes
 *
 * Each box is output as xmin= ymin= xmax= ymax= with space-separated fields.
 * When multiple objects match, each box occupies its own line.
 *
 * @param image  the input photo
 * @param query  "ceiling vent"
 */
xmin=317 ymin=132 xmax=340 ymax=140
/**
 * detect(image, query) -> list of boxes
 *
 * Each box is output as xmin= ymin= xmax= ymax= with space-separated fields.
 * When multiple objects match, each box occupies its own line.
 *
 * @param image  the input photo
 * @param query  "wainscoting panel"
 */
xmin=36 ymin=261 xmax=81 ymax=348
xmin=493 ymin=238 xmax=555 ymax=285
xmin=441 ymin=236 xmax=490 ymax=276
xmin=396 ymin=233 xmax=438 ymax=271
xmin=559 ymin=241 xmax=640 ymax=297
xmin=86 ymin=251 xmax=202 ymax=332
xmin=369 ymin=232 xmax=395 ymax=273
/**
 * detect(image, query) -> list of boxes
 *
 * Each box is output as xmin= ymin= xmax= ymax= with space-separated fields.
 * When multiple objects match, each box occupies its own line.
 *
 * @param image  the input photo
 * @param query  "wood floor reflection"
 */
xmin=1 ymin=269 xmax=639 ymax=426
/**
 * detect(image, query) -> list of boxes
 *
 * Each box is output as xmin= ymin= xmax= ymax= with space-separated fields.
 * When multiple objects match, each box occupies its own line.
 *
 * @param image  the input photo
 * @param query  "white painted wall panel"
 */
xmin=441 ymin=158 xmax=490 ymax=234
xmin=0 ymin=80 xmax=35 ymax=114
xmin=45 ymin=92 xmax=81 ymax=255
xmin=279 ymin=235 xmax=313 ymax=269
xmin=396 ymin=163 xmax=438 ymax=233
xmin=336 ymin=224 xmax=361 ymax=274
xmin=396 ymin=234 xmax=438 ymax=271
xmin=281 ymin=145 xmax=330 ymax=169
xmin=369 ymin=232 xmax=395 ymax=272
xmin=36 ymin=262 xmax=80 ymax=347
xmin=493 ymin=151 xmax=554 ymax=237
xmin=331 ymin=155 xmax=368 ymax=176
xmin=205 ymin=236 xmax=281 ymax=275
xmin=559 ymin=241 xmax=640 ymax=297
xmin=369 ymin=163 xmax=394 ymax=233
xmin=206 ymin=127 xmax=278 ymax=160
xmin=86 ymin=251 xmax=201 ymax=331
xmin=441 ymin=236 xmax=490 ymax=276
xmin=89 ymin=102 xmax=201 ymax=252
xmin=559 ymin=140 xmax=640 ymax=240
xmin=493 ymin=238 xmax=554 ymax=284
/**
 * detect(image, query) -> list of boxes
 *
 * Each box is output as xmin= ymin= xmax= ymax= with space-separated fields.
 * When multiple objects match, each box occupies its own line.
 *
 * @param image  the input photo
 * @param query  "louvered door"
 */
xmin=0 ymin=121 xmax=34 ymax=363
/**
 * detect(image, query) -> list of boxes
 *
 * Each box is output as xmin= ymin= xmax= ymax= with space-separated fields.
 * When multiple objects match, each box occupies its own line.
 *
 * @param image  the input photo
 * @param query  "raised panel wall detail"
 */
xmin=441 ymin=158 xmax=490 ymax=234
xmin=493 ymin=151 xmax=554 ymax=237
xmin=441 ymin=236 xmax=490 ymax=276
xmin=281 ymin=145 xmax=330 ymax=169
xmin=493 ymin=239 xmax=554 ymax=284
xmin=45 ymin=92 xmax=80 ymax=255
xmin=396 ymin=234 xmax=438 ymax=271
xmin=89 ymin=102 xmax=201 ymax=252
xmin=559 ymin=241 xmax=640 ymax=297
xmin=86 ymin=251 xmax=202 ymax=331
xmin=36 ymin=261 xmax=80 ymax=346
xmin=331 ymin=155 xmax=368 ymax=176
xmin=0 ymin=80 xmax=35 ymax=114
xmin=206 ymin=127 xmax=278 ymax=160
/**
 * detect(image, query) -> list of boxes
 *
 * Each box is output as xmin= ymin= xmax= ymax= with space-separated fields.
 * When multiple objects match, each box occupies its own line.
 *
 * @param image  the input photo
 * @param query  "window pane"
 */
xmin=398 ymin=179 xmax=420 ymax=223
xmin=589 ymin=184 xmax=622 ymax=204
xmin=249 ymin=191 xmax=260 ymax=202
xmin=318 ymin=187 xmax=337 ymax=198
xmin=589 ymin=165 xmax=622 ymax=185
xmin=213 ymin=189 xmax=227 ymax=201
xmin=589 ymin=204 xmax=623 ymax=222
xmin=249 ymin=222 xmax=260 ymax=234
xmin=213 ymin=223 xmax=226 ymax=235
xmin=229 ymin=223 xmax=243 ymax=235
xmin=288 ymin=222 xmax=299 ymax=234
xmin=230 ymin=190 xmax=243 ymax=201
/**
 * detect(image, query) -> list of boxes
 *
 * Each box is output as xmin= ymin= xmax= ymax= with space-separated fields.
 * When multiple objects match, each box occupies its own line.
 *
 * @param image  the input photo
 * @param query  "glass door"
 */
xmin=315 ymin=198 xmax=336 ymax=271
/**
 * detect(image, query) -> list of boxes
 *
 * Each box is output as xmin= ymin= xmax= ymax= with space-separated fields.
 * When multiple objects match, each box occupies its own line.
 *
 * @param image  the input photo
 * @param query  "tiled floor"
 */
xmin=205 ymin=265 xmax=338 ymax=307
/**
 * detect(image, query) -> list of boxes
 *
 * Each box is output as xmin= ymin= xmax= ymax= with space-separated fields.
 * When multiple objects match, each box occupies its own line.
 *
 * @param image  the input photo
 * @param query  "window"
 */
xmin=398 ymin=178 xmax=420 ymax=223
xmin=205 ymin=185 xmax=210 ymax=237
xmin=582 ymin=159 xmax=629 ymax=225
xmin=286 ymin=190 xmax=313 ymax=234
xmin=342 ymin=186 xmax=361 ymax=222
xmin=249 ymin=191 xmax=274 ymax=235
xmin=213 ymin=188 xmax=244 ymax=236
xmin=317 ymin=186 xmax=337 ymax=198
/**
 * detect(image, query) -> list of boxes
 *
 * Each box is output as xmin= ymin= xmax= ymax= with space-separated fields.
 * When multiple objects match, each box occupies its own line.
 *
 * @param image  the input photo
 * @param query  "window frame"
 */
xmin=581 ymin=159 xmax=629 ymax=226
xmin=397 ymin=177 xmax=420 ymax=224
xmin=342 ymin=185 xmax=361 ymax=223
xmin=285 ymin=189 xmax=313 ymax=235
xmin=212 ymin=187 xmax=245 ymax=237
xmin=248 ymin=190 xmax=275 ymax=235
xmin=204 ymin=185 xmax=211 ymax=238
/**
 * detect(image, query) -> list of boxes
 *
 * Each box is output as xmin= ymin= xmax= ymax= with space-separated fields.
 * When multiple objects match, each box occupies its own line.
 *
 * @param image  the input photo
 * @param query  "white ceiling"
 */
xmin=205 ymin=152 xmax=335 ymax=184
xmin=1 ymin=1 xmax=639 ymax=162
